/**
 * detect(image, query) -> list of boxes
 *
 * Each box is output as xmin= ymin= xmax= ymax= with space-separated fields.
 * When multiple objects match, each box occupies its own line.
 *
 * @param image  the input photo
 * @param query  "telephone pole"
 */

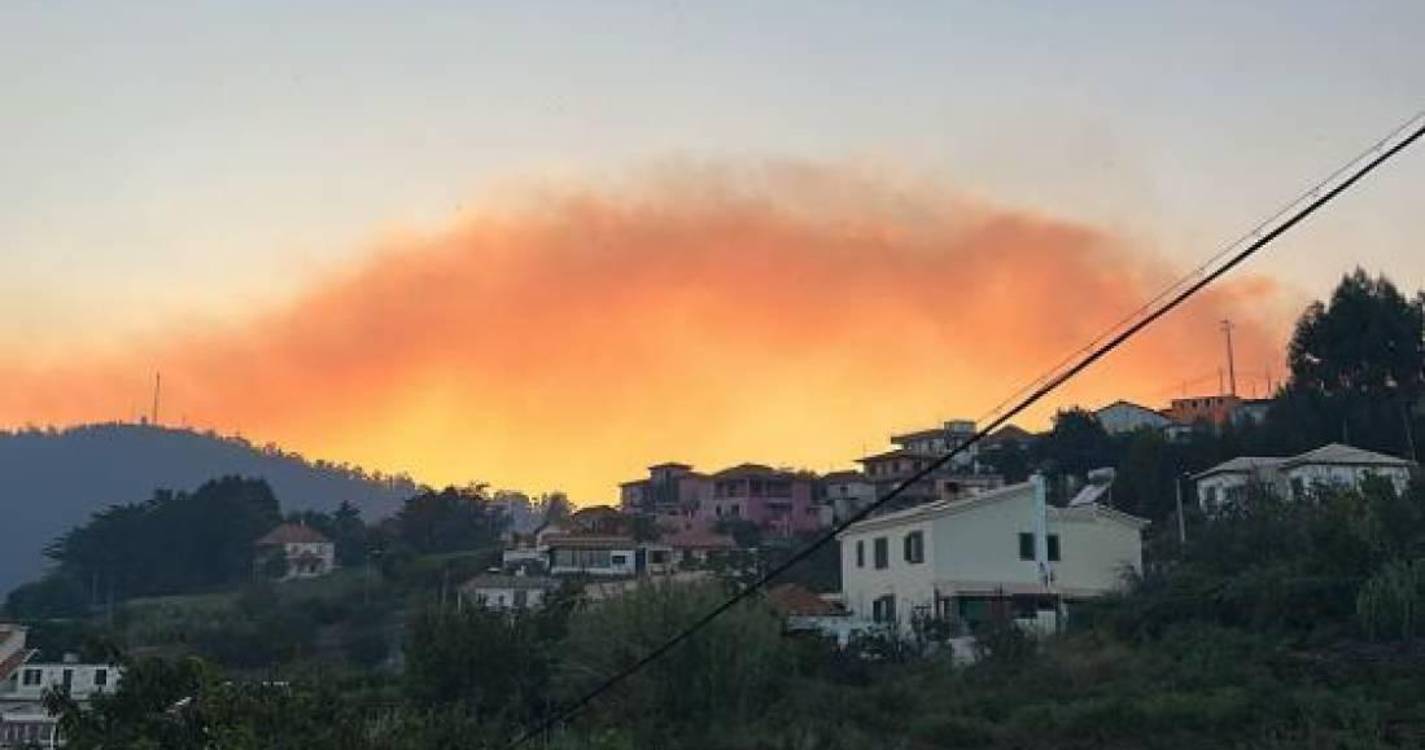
xmin=150 ymin=372 xmax=162 ymax=426
xmin=1221 ymin=320 xmax=1237 ymax=396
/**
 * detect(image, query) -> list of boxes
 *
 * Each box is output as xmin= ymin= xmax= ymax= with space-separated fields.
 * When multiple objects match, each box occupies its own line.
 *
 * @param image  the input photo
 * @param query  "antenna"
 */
xmin=151 ymin=372 xmax=161 ymax=426
xmin=1221 ymin=320 xmax=1237 ymax=396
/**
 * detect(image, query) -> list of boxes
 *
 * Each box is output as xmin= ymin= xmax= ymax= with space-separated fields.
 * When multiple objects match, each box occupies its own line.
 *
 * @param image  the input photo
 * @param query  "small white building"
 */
xmin=1194 ymin=443 xmax=1415 ymax=510
xmin=0 ymin=624 xmax=122 ymax=748
xmin=543 ymin=534 xmax=640 ymax=577
xmin=1279 ymin=443 xmax=1414 ymax=498
xmin=1094 ymin=400 xmax=1173 ymax=435
xmin=458 ymin=573 xmax=560 ymax=611
xmin=822 ymin=471 xmax=877 ymax=523
xmin=254 ymin=523 xmax=336 ymax=579
xmin=837 ymin=478 xmax=1147 ymax=635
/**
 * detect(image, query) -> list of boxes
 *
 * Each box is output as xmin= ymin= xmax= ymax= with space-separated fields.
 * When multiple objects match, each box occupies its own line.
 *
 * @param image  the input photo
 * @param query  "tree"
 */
xmin=1037 ymin=408 xmax=1116 ymax=480
xmin=43 ymin=476 xmax=283 ymax=599
xmin=392 ymin=487 xmax=504 ymax=555
xmin=1286 ymin=268 xmax=1424 ymax=459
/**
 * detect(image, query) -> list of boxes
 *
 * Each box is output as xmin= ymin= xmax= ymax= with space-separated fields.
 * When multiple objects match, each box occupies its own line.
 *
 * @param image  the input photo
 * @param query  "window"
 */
xmin=730 ymin=504 xmax=740 ymax=516
xmin=611 ymin=554 xmax=627 ymax=566
xmin=873 ymin=537 xmax=889 ymax=569
xmin=62 ymin=669 xmax=73 ymax=691
xmin=903 ymin=531 xmax=924 ymax=564
xmin=650 ymin=550 xmax=669 ymax=564
xmin=1047 ymin=534 xmax=1060 ymax=562
xmin=1018 ymin=532 xmax=1035 ymax=561
xmin=856 ymin=540 xmax=865 ymax=568
xmin=94 ymin=669 xmax=108 ymax=687
xmin=872 ymin=594 xmax=897 ymax=623
xmin=22 ymin=669 xmax=41 ymax=686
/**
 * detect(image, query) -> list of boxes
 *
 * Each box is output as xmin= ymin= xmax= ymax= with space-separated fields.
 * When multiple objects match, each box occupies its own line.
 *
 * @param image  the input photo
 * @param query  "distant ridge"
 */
xmin=0 ymin=423 xmax=422 ymax=596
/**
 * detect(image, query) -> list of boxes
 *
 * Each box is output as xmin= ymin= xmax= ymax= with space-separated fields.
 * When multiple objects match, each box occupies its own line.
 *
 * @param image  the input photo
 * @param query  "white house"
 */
xmin=1279 ymin=443 xmax=1414 ymax=498
xmin=543 ymin=534 xmax=640 ymax=577
xmin=254 ymin=523 xmax=336 ymax=579
xmin=1192 ymin=456 xmax=1287 ymax=509
xmin=1094 ymin=400 xmax=1173 ymax=435
xmin=822 ymin=471 xmax=877 ymax=523
xmin=1194 ymin=443 xmax=1415 ymax=510
xmin=0 ymin=624 xmax=122 ymax=748
xmin=458 ymin=573 xmax=560 ymax=611
xmin=837 ymin=477 xmax=1147 ymax=635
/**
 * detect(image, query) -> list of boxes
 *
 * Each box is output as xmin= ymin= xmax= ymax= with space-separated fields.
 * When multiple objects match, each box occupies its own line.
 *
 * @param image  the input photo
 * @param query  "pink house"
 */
xmin=700 ymin=464 xmax=822 ymax=536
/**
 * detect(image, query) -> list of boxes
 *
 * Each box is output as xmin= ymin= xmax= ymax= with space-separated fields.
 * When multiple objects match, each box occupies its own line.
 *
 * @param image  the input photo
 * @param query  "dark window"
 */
xmin=62 ymin=669 xmax=73 ymax=691
xmin=1018 ymin=532 xmax=1035 ymax=561
xmin=856 ymin=540 xmax=865 ymax=568
xmin=873 ymin=537 xmax=889 ymax=569
xmin=611 ymin=554 xmax=627 ymax=566
xmin=903 ymin=531 xmax=924 ymax=564
xmin=872 ymin=594 xmax=897 ymax=623
xmin=94 ymin=669 xmax=108 ymax=687
xmin=730 ymin=504 xmax=740 ymax=516
xmin=22 ymin=669 xmax=41 ymax=686
xmin=1047 ymin=534 xmax=1061 ymax=562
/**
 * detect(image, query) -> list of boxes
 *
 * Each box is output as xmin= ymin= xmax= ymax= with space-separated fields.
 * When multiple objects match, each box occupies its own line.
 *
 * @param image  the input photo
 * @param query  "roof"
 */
xmin=1280 ymin=443 xmax=1416 ymax=470
xmin=766 ymin=583 xmax=846 ymax=617
xmin=982 ymin=424 xmax=1036 ymax=446
xmin=255 ymin=523 xmax=331 ymax=546
xmin=839 ymin=480 xmax=1149 ymax=536
xmin=713 ymin=463 xmax=791 ymax=478
xmin=460 ymin=574 xmax=559 ymax=591
xmin=890 ymin=426 xmax=946 ymax=442
xmin=571 ymin=505 xmax=620 ymax=518
xmin=1191 ymin=456 xmax=1286 ymax=480
xmin=1095 ymin=400 xmax=1169 ymax=418
xmin=855 ymin=448 xmax=940 ymax=464
xmin=822 ymin=470 xmax=869 ymax=484
xmin=541 ymin=533 xmax=636 ymax=549
xmin=648 ymin=462 xmax=693 ymax=470
xmin=661 ymin=528 xmax=736 ymax=550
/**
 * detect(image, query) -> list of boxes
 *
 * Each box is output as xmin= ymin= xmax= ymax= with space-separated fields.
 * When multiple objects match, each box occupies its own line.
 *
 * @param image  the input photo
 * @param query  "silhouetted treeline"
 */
xmin=0 ymin=423 xmax=420 ymax=595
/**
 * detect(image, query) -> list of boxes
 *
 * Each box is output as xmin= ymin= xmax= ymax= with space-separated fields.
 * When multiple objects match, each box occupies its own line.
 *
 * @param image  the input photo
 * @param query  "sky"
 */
xmin=3 ymin=2 xmax=1423 ymax=501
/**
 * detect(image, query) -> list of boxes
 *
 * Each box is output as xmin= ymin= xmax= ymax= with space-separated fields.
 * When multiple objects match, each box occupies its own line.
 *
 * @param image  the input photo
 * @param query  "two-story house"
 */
xmin=1 ymin=624 xmax=122 ymax=748
xmin=618 ymin=463 xmax=712 ymax=523
xmin=700 ymin=464 xmax=822 ymax=536
xmin=254 ymin=522 xmax=336 ymax=579
xmin=837 ymin=477 xmax=1147 ymax=635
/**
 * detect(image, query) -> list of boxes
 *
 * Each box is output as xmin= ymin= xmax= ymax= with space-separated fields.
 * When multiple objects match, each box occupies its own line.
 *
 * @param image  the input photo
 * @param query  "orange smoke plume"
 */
xmin=0 ymin=163 xmax=1293 ymax=500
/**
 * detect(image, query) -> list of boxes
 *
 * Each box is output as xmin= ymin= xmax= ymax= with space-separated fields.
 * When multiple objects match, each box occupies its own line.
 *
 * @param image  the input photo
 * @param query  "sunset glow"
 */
xmin=0 ymin=164 xmax=1294 ymax=500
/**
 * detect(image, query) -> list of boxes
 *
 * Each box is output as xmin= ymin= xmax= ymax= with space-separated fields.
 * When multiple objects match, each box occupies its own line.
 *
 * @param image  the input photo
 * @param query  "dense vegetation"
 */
xmin=0 ymin=422 xmax=420 ymax=595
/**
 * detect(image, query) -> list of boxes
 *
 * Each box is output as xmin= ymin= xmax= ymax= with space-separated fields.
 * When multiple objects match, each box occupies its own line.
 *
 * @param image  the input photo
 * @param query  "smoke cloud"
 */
xmin=0 ymin=162 xmax=1292 ymax=500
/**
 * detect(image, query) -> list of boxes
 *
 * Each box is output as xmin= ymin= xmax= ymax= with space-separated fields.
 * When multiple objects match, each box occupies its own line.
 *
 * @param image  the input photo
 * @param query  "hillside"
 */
xmin=0 ymin=423 xmax=421 ymax=596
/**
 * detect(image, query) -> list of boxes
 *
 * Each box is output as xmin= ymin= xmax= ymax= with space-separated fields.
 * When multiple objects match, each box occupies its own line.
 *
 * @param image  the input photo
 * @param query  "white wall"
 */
xmin=1096 ymin=404 xmax=1168 ymax=435
xmin=1050 ymin=508 xmax=1143 ymax=593
xmin=6 ymin=663 xmax=120 ymax=701
xmin=838 ymin=483 xmax=1144 ymax=632
xmin=466 ymin=586 xmax=549 ymax=610
xmin=1285 ymin=464 xmax=1411 ymax=499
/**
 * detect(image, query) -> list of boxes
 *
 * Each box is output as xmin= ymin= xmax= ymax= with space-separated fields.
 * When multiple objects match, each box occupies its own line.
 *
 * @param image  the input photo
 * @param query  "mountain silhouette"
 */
xmin=0 ymin=423 xmax=420 ymax=597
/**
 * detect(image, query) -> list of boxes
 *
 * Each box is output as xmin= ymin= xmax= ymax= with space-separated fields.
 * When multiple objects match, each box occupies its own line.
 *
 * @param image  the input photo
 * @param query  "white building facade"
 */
xmin=1094 ymin=400 xmax=1172 ymax=435
xmin=1 ymin=625 xmax=122 ymax=748
xmin=837 ymin=478 xmax=1146 ymax=635
xmin=1194 ymin=443 xmax=1415 ymax=510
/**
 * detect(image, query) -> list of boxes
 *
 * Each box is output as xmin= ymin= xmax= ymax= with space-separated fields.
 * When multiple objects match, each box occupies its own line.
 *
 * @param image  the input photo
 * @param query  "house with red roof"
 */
xmin=255 ymin=522 xmax=336 ymax=580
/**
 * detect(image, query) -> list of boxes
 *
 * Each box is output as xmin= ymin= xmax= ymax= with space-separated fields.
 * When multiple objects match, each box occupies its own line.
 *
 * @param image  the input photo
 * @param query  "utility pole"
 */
xmin=150 ymin=372 xmax=162 ymax=426
xmin=1174 ymin=474 xmax=1188 ymax=548
xmin=1221 ymin=320 xmax=1237 ymax=396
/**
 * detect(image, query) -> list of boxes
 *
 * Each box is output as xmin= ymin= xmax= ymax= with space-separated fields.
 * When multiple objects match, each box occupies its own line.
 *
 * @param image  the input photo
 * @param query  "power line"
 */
xmin=507 ymin=112 xmax=1425 ymax=747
